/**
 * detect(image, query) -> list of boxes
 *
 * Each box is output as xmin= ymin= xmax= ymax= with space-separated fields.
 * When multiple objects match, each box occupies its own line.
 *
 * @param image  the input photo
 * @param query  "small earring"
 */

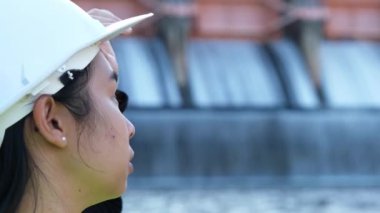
xmin=62 ymin=136 xmax=67 ymax=142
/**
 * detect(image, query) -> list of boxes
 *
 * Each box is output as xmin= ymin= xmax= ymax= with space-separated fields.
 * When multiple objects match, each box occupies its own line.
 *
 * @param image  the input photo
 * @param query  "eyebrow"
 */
xmin=110 ymin=71 xmax=118 ymax=82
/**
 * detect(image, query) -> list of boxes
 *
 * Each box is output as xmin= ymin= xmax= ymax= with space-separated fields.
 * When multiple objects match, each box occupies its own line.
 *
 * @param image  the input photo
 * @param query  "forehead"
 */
xmin=86 ymin=52 xmax=117 ymax=93
xmin=100 ymin=41 xmax=119 ymax=73
xmin=91 ymin=52 xmax=114 ymax=78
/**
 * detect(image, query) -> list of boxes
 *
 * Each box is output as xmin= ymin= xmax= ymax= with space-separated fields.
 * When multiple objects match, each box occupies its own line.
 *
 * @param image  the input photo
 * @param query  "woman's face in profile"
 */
xmin=66 ymin=51 xmax=135 ymax=199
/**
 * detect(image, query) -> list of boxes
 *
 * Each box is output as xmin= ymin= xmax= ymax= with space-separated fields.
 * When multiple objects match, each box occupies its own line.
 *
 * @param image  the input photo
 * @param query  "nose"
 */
xmin=126 ymin=118 xmax=135 ymax=139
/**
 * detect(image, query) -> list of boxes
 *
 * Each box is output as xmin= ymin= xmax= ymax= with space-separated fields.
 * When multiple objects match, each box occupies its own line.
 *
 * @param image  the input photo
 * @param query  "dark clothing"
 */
xmin=83 ymin=197 xmax=122 ymax=213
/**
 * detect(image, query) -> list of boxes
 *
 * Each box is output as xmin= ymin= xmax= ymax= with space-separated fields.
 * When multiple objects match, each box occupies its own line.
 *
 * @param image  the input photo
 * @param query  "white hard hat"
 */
xmin=0 ymin=0 xmax=153 ymax=145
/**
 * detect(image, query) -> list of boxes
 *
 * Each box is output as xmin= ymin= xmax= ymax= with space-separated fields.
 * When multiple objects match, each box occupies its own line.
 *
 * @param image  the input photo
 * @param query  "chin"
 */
xmin=117 ymin=177 xmax=128 ymax=196
xmin=124 ymin=181 xmax=128 ymax=192
xmin=104 ymin=177 xmax=127 ymax=199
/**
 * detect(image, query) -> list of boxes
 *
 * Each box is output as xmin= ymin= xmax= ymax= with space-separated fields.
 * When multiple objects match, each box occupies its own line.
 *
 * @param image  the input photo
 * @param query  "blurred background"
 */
xmin=75 ymin=0 xmax=380 ymax=212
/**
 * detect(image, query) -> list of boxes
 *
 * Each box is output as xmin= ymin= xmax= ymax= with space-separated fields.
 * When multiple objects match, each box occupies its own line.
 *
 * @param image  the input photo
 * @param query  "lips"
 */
xmin=128 ymin=162 xmax=134 ymax=173
xmin=128 ymin=148 xmax=134 ymax=173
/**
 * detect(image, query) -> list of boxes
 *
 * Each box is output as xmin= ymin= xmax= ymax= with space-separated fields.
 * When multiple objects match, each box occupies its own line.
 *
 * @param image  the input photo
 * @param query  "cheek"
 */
xmin=99 ymin=110 xmax=131 ymax=161
xmin=105 ymin=126 xmax=117 ymax=141
xmin=105 ymin=111 xmax=130 ymax=143
xmin=90 ymin=97 xmax=131 ymax=157
xmin=79 ymin=126 xmax=130 ymax=197
xmin=103 ymin=125 xmax=131 ymax=187
xmin=94 ymin=97 xmax=128 ymax=138
xmin=104 ymin=125 xmax=128 ymax=146
xmin=86 ymin=120 xmax=130 ymax=185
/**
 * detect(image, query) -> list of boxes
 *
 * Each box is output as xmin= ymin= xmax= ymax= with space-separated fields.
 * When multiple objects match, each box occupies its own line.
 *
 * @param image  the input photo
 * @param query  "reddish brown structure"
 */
xmin=324 ymin=0 xmax=380 ymax=40
xmin=73 ymin=0 xmax=282 ymax=41
xmin=192 ymin=0 xmax=281 ymax=40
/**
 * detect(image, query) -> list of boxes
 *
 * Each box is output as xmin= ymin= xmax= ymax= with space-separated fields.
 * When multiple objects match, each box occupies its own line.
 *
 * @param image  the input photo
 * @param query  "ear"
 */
xmin=32 ymin=95 xmax=68 ymax=148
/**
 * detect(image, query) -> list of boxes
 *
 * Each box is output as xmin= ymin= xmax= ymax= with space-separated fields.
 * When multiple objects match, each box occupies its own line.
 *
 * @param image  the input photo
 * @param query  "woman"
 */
xmin=0 ymin=0 xmax=152 ymax=212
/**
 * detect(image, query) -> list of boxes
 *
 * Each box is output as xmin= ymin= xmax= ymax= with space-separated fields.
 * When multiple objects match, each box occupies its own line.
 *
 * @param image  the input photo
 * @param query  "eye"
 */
xmin=115 ymin=90 xmax=128 ymax=112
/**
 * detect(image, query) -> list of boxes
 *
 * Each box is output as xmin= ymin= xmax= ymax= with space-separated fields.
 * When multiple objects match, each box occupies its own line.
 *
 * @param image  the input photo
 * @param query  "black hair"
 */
xmin=0 ymin=118 xmax=30 ymax=212
xmin=0 ymin=64 xmax=128 ymax=212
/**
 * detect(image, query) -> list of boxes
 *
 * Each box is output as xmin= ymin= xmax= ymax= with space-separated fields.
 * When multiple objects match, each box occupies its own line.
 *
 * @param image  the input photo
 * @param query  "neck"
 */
xmin=18 ymin=127 xmax=92 ymax=213
xmin=17 ymin=174 xmax=86 ymax=213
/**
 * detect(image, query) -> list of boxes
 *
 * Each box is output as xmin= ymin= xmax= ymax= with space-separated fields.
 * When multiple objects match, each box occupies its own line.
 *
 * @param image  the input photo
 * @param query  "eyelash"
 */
xmin=114 ymin=90 xmax=128 ymax=112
